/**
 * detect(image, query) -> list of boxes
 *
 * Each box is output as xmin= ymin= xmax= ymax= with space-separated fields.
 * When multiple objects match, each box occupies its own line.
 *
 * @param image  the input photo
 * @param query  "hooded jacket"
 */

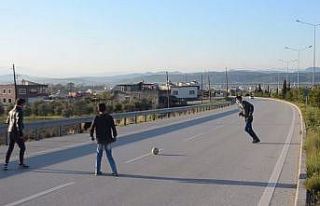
xmin=90 ymin=113 xmax=117 ymax=144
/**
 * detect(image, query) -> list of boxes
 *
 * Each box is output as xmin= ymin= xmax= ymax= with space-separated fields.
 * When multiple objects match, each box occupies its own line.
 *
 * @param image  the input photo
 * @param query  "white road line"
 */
xmin=184 ymin=133 xmax=205 ymax=141
xmin=184 ymin=125 xmax=226 ymax=142
xmin=3 ymin=182 xmax=75 ymax=206
xmin=258 ymin=106 xmax=296 ymax=206
xmin=125 ymin=149 xmax=164 ymax=164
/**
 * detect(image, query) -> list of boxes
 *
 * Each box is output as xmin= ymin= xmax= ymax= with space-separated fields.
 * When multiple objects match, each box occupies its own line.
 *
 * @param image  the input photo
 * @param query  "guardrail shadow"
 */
xmin=119 ymin=174 xmax=297 ymax=189
xmin=0 ymin=109 xmax=238 ymax=180
xmin=27 ymin=168 xmax=297 ymax=189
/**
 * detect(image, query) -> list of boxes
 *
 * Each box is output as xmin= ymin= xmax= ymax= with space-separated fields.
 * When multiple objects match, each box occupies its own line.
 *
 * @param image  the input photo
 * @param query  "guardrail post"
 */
xmin=59 ymin=126 xmax=62 ymax=136
xmin=134 ymin=115 xmax=138 ymax=124
xmin=79 ymin=123 xmax=83 ymax=133
xmin=124 ymin=117 xmax=127 ymax=126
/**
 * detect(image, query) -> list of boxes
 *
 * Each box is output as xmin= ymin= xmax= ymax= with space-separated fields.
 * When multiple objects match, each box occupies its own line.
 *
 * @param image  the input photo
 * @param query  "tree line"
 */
xmin=0 ymin=94 xmax=153 ymax=118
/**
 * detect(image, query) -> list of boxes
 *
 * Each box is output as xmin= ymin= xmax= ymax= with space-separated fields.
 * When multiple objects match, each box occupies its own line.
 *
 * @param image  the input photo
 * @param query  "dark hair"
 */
xmin=16 ymin=98 xmax=26 ymax=106
xmin=235 ymin=95 xmax=242 ymax=101
xmin=98 ymin=103 xmax=106 ymax=112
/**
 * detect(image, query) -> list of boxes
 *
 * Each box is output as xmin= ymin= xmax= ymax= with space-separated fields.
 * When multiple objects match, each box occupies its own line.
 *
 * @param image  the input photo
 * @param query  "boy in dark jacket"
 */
xmin=90 ymin=103 xmax=118 ymax=176
xmin=236 ymin=96 xmax=260 ymax=143
xmin=3 ymin=98 xmax=29 ymax=170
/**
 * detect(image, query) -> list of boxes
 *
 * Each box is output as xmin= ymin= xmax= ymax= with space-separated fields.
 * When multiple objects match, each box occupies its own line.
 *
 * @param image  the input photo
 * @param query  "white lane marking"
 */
xmin=184 ymin=133 xmax=205 ymax=141
xmin=125 ymin=149 xmax=164 ymax=164
xmin=258 ymin=106 xmax=296 ymax=206
xmin=184 ymin=125 xmax=226 ymax=142
xmin=4 ymin=182 xmax=75 ymax=206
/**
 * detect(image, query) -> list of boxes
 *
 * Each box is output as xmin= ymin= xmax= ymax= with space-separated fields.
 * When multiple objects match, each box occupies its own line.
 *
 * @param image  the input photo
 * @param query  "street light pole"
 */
xmin=285 ymin=45 xmax=312 ymax=87
xmin=12 ymin=64 xmax=18 ymax=100
xmin=279 ymin=59 xmax=297 ymax=83
xmin=166 ymin=71 xmax=170 ymax=108
xmin=296 ymin=19 xmax=320 ymax=85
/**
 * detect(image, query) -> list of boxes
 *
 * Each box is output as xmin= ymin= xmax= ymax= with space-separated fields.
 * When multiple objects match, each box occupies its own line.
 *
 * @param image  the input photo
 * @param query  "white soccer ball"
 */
xmin=152 ymin=147 xmax=159 ymax=155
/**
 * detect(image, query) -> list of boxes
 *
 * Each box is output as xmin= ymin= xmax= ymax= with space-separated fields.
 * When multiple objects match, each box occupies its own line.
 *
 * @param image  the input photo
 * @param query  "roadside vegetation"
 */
xmin=0 ymin=92 xmax=154 ymax=123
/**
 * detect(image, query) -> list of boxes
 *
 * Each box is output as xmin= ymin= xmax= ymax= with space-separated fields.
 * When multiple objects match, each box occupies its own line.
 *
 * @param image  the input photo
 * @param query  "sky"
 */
xmin=0 ymin=0 xmax=320 ymax=77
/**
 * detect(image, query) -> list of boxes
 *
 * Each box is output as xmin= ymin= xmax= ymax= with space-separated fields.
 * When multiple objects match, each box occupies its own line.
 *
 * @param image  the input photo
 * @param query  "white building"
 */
xmin=171 ymin=86 xmax=198 ymax=100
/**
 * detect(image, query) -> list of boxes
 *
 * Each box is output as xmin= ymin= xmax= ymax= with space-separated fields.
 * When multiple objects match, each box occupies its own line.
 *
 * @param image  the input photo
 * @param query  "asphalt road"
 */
xmin=0 ymin=99 xmax=302 ymax=206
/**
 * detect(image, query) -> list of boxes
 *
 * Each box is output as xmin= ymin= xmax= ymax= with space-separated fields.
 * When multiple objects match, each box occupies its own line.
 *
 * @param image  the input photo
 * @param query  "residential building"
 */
xmin=112 ymin=82 xmax=160 ymax=108
xmin=0 ymin=79 xmax=49 ymax=104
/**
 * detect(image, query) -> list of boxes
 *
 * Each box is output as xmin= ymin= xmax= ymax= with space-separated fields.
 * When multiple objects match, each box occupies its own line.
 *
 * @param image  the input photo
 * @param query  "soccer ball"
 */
xmin=151 ymin=147 xmax=159 ymax=155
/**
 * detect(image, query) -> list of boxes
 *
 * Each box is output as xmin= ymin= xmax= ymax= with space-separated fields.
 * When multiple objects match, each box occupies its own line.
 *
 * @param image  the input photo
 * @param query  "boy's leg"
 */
xmin=105 ymin=144 xmax=118 ymax=175
xmin=5 ymin=135 xmax=16 ymax=164
xmin=245 ymin=121 xmax=260 ymax=141
xmin=95 ymin=144 xmax=103 ymax=174
xmin=16 ymin=138 xmax=26 ymax=165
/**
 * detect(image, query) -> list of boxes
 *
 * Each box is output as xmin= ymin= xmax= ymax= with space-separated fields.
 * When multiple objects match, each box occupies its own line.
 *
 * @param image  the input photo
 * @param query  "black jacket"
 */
xmin=7 ymin=106 xmax=24 ymax=137
xmin=239 ymin=100 xmax=254 ymax=121
xmin=90 ymin=113 xmax=117 ymax=144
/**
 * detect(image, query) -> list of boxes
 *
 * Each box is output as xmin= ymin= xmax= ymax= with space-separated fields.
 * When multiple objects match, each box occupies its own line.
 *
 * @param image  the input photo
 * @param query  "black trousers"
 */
xmin=5 ymin=132 xmax=26 ymax=164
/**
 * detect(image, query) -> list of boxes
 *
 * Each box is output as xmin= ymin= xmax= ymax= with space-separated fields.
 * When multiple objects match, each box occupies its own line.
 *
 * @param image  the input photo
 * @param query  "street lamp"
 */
xmin=296 ymin=19 xmax=320 ymax=85
xmin=285 ymin=45 xmax=312 ymax=87
xmin=279 ymin=59 xmax=297 ymax=83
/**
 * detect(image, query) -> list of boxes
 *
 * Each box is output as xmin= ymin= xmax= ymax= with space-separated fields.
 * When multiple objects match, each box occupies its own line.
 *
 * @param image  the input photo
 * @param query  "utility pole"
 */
xmin=225 ymin=67 xmax=229 ymax=97
xmin=208 ymin=71 xmax=211 ymax=102
xmin=200 ymin=73 xmax=203 ymax=103
xmin=12 ymin=64 xmax=18 ymax=100
xmin=166 ymin=71 xmax=170 ymax=108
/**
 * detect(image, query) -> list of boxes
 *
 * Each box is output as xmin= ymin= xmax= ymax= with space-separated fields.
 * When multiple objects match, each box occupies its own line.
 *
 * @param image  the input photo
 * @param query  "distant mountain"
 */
xmin=0 ymin=68 xmax=319 ymax=86
xmin=303 ymin=67 xmax=320 ymax=73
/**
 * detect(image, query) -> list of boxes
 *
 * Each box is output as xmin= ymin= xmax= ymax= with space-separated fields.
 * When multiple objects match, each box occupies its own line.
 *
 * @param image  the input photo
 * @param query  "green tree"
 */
xmin=282 ymin=80 xmax=287 ymax=98
xmin=62 ymin=106 xmax=73 ymax=117
xmin=37 ymin=102 xmax=52 ymax=116
xmin=52 ymin=101 xmax=65 ymax=116
xmin=31 ymin=101 xmax=42 ymax=116
xmin=0 ymin=102 xmax=4 ymax=116
xmin=114 ymin=103 xmax=123 ymax=112
xmin=309 ymin=87 xmax=320 ymax=108
xmin=24 ymin=103 xmax=32 ymax=116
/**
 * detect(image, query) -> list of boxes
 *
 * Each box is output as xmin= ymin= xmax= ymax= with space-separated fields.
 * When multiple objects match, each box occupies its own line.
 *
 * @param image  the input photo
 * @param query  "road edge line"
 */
xmin=259 ymin=97 xmax=306 ymax=206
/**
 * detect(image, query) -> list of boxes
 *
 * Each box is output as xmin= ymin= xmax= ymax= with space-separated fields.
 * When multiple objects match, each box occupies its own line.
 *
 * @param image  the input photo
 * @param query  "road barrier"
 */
xmin=0 ymin=101 xmax=233 ymax=145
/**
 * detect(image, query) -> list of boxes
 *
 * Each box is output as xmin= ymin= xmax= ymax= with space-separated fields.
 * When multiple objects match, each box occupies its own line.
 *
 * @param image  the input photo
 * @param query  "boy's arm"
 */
xmin=111 ymin=116 xmax=117 ymax=138
xmin=89 ymin=117 xmax=96 ymax=140
xmin=5 ymin=113 xmax=9 ymax=124
xmin=17 ymin=111 xmax=24 ymax=137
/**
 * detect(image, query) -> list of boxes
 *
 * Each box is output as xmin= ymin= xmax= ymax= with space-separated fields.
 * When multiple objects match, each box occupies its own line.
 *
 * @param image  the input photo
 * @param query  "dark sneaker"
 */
xmin=3 ymin=163 xmax=8 ymax=171
xmin=252 ymin=138 xmax=260 ymax=144
xmin=19 ymin=163 xmax=29 ymax=169
xmin=95 ymin=171 xmax=102 ymax=176
xmin=111 ymin=172 xmax=119 ymax=177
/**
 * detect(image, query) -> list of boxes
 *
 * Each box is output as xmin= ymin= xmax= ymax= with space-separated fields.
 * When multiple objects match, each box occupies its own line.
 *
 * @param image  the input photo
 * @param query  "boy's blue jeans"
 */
xmin=96 ymin=143 xmax=117 ymax=174
xmin=245 ymin=120 xmax=259 ymax=140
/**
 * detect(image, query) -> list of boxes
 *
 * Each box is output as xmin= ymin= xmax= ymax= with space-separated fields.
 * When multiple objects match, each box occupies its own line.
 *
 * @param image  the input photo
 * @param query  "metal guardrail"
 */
xmin=0 ymin=101 xmax=233 ymax=144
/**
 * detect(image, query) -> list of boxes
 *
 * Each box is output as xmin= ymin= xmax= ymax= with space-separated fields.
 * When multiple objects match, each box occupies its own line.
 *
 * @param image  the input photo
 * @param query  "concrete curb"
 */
xmin=257 ymin=97 xmax=306 ymax=206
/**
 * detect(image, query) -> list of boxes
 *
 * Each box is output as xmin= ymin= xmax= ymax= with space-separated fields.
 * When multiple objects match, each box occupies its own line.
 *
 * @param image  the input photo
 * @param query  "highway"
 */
xmin=0 ymin=98 xmax=302 ymax=206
